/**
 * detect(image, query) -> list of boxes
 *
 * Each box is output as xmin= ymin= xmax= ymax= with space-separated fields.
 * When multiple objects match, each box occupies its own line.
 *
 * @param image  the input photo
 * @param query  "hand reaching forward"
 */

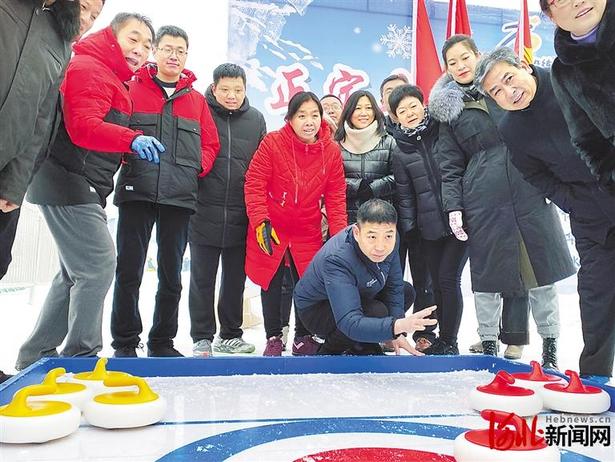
xmin=392 ymin=305 xmax=438 ymax=356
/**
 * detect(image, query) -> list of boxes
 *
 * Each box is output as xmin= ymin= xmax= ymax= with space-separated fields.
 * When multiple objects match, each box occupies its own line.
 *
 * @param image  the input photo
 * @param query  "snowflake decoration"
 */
xmin=379 ymin=24 xmax=412 ymax=59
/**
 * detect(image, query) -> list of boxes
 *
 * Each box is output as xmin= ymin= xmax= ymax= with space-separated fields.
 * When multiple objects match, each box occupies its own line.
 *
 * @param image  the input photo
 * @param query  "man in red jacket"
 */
xmin=16 ymin=13 xmax=161 ymax=370
xmin=111 ymin=25 xmax=220 ymax=358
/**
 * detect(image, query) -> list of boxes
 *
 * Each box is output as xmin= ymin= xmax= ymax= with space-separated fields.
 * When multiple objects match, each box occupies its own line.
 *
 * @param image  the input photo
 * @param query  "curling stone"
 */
xmin=28 ymin=367 xmax=92 ymax=411
xmin=68 ymin=357 xmax=132 ymax=394
xmin=542 ymin=370 xmax=611 ymax=414
xmin=454 ymin=409 xmax=560 ymax=461
xmin=0 ymin=383 xmax=80 ymax=444
xmin=469 ymin=371 xmax=542 ymax=417
xmin=83 ymin=374 xmax=166 ymax=429
xmin=511 ymin=361 xmax=566 ymax=394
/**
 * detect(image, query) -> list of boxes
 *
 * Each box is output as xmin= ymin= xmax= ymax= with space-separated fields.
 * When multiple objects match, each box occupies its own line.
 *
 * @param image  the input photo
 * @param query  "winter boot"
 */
xmin=481 ymin=340 xmax=498 ymax=356
xmin=542 ymin=337 xmax=558 ymax=370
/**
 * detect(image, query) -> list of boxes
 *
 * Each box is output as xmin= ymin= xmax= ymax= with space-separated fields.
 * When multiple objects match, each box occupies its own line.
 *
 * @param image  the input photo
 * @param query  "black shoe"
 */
xmin=0 ymin=370 xmax=13 ymax=384
xmin=542 ymin=337 xmax=558 ymax=370
xmin=423 ymin=338 xmax=460 ymax=355
xmin=316 ymin=342 xmax=345 ymax=355
xmin=347 ymin=342 xmax=384 ymax=356
xmin=113 ymin=346 xmax=137 ymax=358
xmin=482 ymin=340 xmax=498 ymax=356
xmin=147 ymin=345 xmax=184 ymax=357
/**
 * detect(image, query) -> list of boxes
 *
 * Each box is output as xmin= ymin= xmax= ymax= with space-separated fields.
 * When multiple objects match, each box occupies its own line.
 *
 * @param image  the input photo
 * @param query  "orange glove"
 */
xmin=256 ymin=220 xmax=280 ymax=256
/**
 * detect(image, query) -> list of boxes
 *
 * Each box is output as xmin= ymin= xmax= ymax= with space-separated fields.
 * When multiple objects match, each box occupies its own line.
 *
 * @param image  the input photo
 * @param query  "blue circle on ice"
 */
xmin=156 ymin=418 xmax=599 ymax=461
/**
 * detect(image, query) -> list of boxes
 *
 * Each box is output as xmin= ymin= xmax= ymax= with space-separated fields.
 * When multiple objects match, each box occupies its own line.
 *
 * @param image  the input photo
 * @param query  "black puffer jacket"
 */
xmin=551 ymin=0 xmax=615 ymax=192
xmin=188 ymin=87 xmax=266 ymax=248
xmin=0 ymin=0 xmax=77 ymax=205
xmin=429 ymin=74 xmax=575 ymax=293
xmin=340 ymin=134 xmax=396 ymax=223
xmin=390 ymin=117 xmax=449 ymax=241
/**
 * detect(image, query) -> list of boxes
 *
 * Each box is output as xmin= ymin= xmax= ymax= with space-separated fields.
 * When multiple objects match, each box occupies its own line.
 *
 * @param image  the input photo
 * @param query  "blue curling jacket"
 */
xmin=294 ymin=225 xmax=404 ymax=342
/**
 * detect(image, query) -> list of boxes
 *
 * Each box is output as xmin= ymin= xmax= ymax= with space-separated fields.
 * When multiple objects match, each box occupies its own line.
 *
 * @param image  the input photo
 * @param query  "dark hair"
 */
xmin=357 ymin=199 xmax=398 ymax=225
xmin=334 ymin=90 xmax=385 ymax=142
xmin=379 ymin=73 xmax=410 ymax=96
xmin=388 ymin=84 xmax=424 ymax=116
xmin=213 ymin=63 xmax=247 ymax=85
xmin=284 ymin=91 xmax=323 ymax=121
xmin=539 ymin=0 xmax=550 ymax=13
xmin=320 ymin=94 xmax=342 ymax=104
xmin=441 ymin=34 xmax=479 ymax=65
xmin=154 ymin=25 xmax=189 ymax=48
xmin=110 ymin=12 xmax=155 ymax=43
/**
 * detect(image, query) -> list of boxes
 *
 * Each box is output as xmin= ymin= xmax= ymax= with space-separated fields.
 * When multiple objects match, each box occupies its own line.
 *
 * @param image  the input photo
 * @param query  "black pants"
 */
xmin=111 ymin=201 xmax=190 ymax=349
xmin=500 ymin=295 xmax=530 ymax=345
xmin=423 ymin=235 xmax=468 ymax=344
xmin=298 ymin=282 xmax=416 ymax=354
xmin=189 ymin=243 xmax=246 ymax=342
xmin=0 ymin=208 xmax=21 ymax=279
xmin=575 ymin=235 xmax=615 ymax=376
xmin=260 ymin=256 xmax=310 ymax=339
xmin=401 ymin=232 xmax=436 ymax=339
xmin=280 ymin=266 xmax=293 ymax=327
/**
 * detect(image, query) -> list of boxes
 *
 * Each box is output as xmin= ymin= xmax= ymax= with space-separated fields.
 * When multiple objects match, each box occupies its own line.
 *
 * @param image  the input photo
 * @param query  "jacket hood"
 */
xmin=73 ymin=27 xmax=134 ymax=82
xmin=428 ymin=73 xmax=467 ymax=123
xmin=135 ymin=63 xmax=197 ymax=92
xmin=205 ymin=85 xmax=251 ymax=116
xmin=554 ymin=0 xmax=615 ymax=65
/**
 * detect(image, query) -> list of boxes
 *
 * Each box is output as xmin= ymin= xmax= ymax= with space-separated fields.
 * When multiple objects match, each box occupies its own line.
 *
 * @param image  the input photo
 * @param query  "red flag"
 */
xmin=446 ymin=0 xmax=472 ymax=38
xmin=514 ymin=0 xmax=534 ymax=64
xmin=411 ymin=0 xmax=442 ymax=100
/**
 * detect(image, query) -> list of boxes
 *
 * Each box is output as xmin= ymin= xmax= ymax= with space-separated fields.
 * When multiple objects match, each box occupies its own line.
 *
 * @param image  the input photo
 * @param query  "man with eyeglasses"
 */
xmin=110 ymin=25 xmax=220 ymax=358
xmin=540 ymin=0 xmax=615 ymax=193
xmin=320 ymin=94 xmax=343 ymax=131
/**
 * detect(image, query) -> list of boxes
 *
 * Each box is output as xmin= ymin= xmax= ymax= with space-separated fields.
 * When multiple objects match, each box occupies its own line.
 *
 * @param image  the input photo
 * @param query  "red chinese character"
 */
xmin=323 ymin=64 xmax=369 ymax=105
xmin=266 ymin=64 xmax=310 ymax=114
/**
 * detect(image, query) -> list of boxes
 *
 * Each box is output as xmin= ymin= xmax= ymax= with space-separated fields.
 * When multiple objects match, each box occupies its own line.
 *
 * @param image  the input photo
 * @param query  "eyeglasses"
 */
xmin=157 ymin=47 xmax=187 ymax=59
xmin=548 ymin=0 xmax=572 ymax=8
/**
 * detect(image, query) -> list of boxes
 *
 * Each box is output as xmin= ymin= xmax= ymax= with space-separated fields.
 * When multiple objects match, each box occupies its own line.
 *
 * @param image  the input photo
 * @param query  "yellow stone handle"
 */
xmin=42 ymin=367 xmax=67 ymax=386
xmin=90 ymin=357 xmax=109 ymax=380
xmin=41 ymin=367 xmax=86 ymax=394
xmin=95 ymin=375 xmax=159 ymax=404
xmin=0 ymin=384 xmax=71 ymax=417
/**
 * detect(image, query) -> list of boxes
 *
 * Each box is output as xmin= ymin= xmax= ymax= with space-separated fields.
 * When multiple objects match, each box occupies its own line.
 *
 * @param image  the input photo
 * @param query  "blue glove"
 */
xmin=131 ymin=135 xmax=165 ymax=164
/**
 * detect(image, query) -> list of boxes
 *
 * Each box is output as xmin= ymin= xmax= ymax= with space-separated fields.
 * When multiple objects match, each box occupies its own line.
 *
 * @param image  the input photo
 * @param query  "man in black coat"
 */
xmin=188 ymin=63 xmax=266 ymax=356
xmin=0 ymin=0 xmax=81 ymax=384
xmin=476 ymin=46 xmax=615 ymax=383
xmin=540 ymin=0 xmax=615 ymax=192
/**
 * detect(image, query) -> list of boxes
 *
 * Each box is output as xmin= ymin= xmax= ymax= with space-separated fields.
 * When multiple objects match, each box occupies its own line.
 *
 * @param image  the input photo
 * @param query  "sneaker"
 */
xmin=192 ymin=339 xmax=213 ymax=357
xmin=423 ymin=338 xmax=459 ymax=356
xmin=113 ymin=346 xmax=137 ymax=358
xmin=213 ymin=337 xmax=256 ymax=354
xmin=414 ymin=337 xmax=433 ymax=352
xmin=482 ymin=340 xmax=498 ymax=356
xmin=469 ymin=340 xmax=483 ymax=354
xmin=281 ymin=325 xmax=290 ymax=351
xmin=504 ymin=344 xmax=524 ymax=360
xmin=542 ymin=337 xmax=558 ymax=370
xmin=263 ymin=336 xmax=283 ymax=356
xmin=292 ymin=335 xmax=320 ymax=356
xmin=148 ymin=345 xmax=184 ymax=357
xmin=580 ymin=375 xmax=611 ymax=385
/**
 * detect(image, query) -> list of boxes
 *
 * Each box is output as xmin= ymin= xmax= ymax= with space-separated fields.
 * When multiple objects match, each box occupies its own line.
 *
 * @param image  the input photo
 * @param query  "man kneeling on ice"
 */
xmin=294 ymin=199 xmax=436 ymax=355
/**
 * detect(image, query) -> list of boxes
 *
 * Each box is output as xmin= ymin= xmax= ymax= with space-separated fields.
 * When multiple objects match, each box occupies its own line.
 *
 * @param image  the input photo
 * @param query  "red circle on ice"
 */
xmin=293 ymin=447 xmax=455 ymax=461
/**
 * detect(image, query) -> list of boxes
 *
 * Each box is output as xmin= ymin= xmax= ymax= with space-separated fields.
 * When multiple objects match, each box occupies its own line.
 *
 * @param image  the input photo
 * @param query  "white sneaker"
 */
xmin=504 ymin=344 xmax=524 ymax=360
xmin=192 ymin=339 xmax=212 ymax=357
xmin=213 ymin=337 xmax=256 ymax=354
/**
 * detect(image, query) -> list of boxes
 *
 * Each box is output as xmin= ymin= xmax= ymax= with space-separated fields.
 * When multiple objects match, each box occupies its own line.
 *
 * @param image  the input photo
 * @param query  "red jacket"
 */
xmin=114 ymin=64 xmax=220 ymax=210
xmin=244 ymin=120 xmax=347 ymax=289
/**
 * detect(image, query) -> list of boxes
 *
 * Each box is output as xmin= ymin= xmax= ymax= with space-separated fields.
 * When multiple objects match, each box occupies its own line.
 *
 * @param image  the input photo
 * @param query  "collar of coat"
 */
xmin=554 ymin=0 xmax=615 ymax=65
xmin=73 ymin=27 xmax=135 ymax=83
xmin=135 ymin=63 xmax=196 ymax=93
xmin=429 ymin=73 xmax=486 ymax=123
xmin=340 ymin=120 xmax=382 ymax=154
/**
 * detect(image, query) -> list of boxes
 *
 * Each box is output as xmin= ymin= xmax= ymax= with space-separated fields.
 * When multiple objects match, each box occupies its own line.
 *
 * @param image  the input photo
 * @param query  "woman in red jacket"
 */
xmin=245 ymin=91 xmax=347 ymax=356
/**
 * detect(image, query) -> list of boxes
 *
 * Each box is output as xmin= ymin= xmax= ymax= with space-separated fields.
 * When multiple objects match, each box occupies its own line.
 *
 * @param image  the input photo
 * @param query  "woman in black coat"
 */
xmin=389 ymin=84 xmax=468 ymax=355
xmin=334 ymin=90 xmax=396 ymax=224
xmin=429 ymin=34 xmax=575 ymax=360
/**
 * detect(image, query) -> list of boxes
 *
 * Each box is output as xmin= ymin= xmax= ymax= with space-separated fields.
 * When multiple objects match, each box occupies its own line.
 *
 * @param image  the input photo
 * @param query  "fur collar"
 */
xmin=48 ymin=0 xmax=80 ymax=42
xmin=428 ymin=73 xmax=467 ymax=123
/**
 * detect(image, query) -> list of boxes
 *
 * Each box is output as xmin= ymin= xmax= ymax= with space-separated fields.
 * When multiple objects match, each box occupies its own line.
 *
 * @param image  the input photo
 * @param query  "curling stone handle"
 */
xmin=42 ymin=367 xmax=67 ymax=386
xmin=3 ymin=384 xmax=57 ymax=414
xmin=102 ymin=375 xmax=158 ymax=401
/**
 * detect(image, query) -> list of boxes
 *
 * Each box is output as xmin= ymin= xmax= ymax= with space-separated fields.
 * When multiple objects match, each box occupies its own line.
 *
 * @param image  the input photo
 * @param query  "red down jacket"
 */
xmin=244 ymin=120 xmax=347 ymax=290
